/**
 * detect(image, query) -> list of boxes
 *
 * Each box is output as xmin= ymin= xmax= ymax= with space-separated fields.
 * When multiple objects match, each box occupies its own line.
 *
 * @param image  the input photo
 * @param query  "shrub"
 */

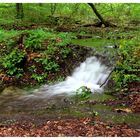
xmin=76 ymin=86 xmax=92 ymax=100
xmin=56 ymin=32 xmax=76 ymax=47
xmin=60 ymin=47 xmax=72 ymax=58
xmin=24 ymin=29 xmax=48 ymax=50
xmin=31 ymin=73 xmax=47 ymax=83
xmin=35 ymin=57 xmax=59 ymax=72
xmin=1 ymin=48 xmax=26 ymax=77
xmin=112 ymin=38 xmax=140 ymax=89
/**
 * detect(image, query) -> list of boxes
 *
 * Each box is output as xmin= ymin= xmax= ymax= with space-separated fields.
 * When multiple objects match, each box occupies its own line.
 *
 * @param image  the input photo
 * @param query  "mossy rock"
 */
xmin=0 ymin=86 xmax=27 ymax=96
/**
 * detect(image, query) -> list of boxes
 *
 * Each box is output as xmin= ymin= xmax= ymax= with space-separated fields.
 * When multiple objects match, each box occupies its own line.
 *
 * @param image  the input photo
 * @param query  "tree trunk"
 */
xmin=50 ymin=4 xmax=57 ymax=16
xmin=39 ymin=3 xmax=43 ymax=6
xmin=16 ymin=3 xmax=24 ymax=19
xmin=88 ymin=3 xmax=109 ymax=27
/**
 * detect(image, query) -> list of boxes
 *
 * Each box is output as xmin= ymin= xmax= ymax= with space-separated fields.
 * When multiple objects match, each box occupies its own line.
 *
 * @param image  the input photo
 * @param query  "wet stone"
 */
xmin=0 ymin=86 xmax=27 ymax=96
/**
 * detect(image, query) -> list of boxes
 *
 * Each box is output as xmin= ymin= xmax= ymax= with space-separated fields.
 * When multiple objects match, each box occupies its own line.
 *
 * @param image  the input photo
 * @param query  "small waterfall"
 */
xmin=32 ymin=56 xmax=111 ymax=97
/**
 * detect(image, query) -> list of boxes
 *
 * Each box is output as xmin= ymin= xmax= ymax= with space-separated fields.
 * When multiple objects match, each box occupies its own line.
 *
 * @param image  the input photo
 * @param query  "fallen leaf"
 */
xmin=114 ymin=108 xmax=132 ymax=113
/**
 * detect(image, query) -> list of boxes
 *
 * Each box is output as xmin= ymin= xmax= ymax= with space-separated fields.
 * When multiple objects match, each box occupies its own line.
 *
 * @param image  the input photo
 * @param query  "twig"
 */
xmin=100 ymin=68 xmax=115 ymax=88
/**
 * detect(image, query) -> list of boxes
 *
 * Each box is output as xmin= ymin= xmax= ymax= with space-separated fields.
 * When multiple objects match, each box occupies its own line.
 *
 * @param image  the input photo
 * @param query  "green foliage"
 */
xmin=0 ymin=3 xmax=140 ymax=26
xmin=45 ymin=44 xmax=57 ymax=56
xmin=0 ymin=29 xmax=19 ymax=42
xmin=0 ymin=28 xmax=75 ymax=85
xmin=112 ymin=38 xmax=140 ymax=88
xmin=28 ymin=65 xmax=37 ymax=72
xmin=60 ymin=47 xmax=72 ymax=58
xmin=24 ymin=29 xmax=74 ymax=53
xmin=56 ymin=32 xmax=75 ymax=44
xmin=43 ymin=59 xmax=59 ymax=72
xmin=76 ymin=86 xmax=92 ymax=100
xmin=1 ymin=48 xmax=25 ymax=77
xmin=24 ymin=29 xmax=47 ymax=50
xmin=31 ymin=73 xmax=47 ymax=83
xmin=55 ymin=32 xmax=74 ymax=58
xmin=0 ymin=30 xmax=22 ymax=61
xmin=36 ymin=58 xmax=59 ymax=72
xmin=56 ymin=32 xmax=76 ymax=47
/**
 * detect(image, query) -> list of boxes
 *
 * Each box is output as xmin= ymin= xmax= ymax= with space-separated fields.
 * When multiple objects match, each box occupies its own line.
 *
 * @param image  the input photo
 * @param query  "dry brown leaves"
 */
xmin=129 ymin=94 xmax=140 ymax=113
xmin=114 ymin=108 xmax=132 ymax=113
xmin=27 ymin=53 xmax=42 ymax=61
xmin=0 ymin=72 xmax=12 ymax=82
xmin=0 ymin=118 xmax=140 ymax=137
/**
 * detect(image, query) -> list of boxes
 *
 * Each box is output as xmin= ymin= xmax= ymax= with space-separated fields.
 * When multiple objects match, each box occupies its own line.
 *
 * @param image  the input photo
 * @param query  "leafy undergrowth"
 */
xmin=112 ymin=37 xmax=140 ymax=92
xmin=0 ymin=117 xmax=140 ymax=137
xmin=0 ymin=29 xmax=93 ymax=90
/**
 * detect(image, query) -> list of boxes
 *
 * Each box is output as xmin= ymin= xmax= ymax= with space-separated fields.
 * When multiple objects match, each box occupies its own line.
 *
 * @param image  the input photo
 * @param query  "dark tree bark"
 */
xmin=88 ymin=3 xmax=109 ymax=27
xmin=50 ymin=4 xmax=57 ymax=16
xmin=16 ymin=3 xmax=24 ymax=19
xmin=39 ymin=3 xmax=43 ymax=6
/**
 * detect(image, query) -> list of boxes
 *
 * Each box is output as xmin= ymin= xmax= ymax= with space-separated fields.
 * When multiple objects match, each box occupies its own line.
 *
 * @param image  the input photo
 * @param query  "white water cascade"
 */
xmin=32 ymin=56 xmax=111 ymax=97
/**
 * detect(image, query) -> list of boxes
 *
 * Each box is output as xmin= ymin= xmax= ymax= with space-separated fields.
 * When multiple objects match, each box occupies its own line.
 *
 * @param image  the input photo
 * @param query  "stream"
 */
xmin=0 ymin=41 xmax=140 ymax=128
xmin=28 ymin=56 xmax=111 ymax=97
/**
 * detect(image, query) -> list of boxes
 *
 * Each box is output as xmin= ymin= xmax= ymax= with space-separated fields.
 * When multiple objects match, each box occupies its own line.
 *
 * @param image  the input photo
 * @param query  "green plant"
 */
xmin=43 ymin=59 xmax=59 ymax=72
xmin=48 ymin=76 xmax=65 ymax=84
xmin=60 ymin=47 xmax=72 ymax=58
xmin=56 ymin=32 xmax=74 ymax=47
xmin=36 ymin=58 xmax=59 ymax=72
xmin=31 ymin=73 xmax=47 ymax=83
xmin=28 ymin=65 xmax=37 ymax=72
xmin=0 ymin=29 xmax=19 ymax=42
xmin=24 ymin=29 xmax=47 ymax=50
xmin=45 ymin=44 xmax=57 ymax=56
xmin=75 ymin=86 xmax=92 ymax=100
xmin=2 ymin=48 xmax=25 ymax=76
xmin=0 ymin=29 xmax=21 ymax=54
xmin=112 ymin=38 xmax=140 ymax=89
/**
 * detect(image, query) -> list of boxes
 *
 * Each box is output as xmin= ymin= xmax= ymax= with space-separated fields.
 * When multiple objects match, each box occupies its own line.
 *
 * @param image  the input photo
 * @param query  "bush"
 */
xmin=1 ymin=48 xmax=26 ymax=77
xmin=60 ymin=47 xmax=72 ymax=58
xmin=112 ymin=38 xmax=140 ymax=89
xmin=24 ymin=29 xmax=48 ymax=50
xmin=56 ymin=32 xmax=74 ymax=47
xmin=76 ymin=86 xmax=92 ymax=100
xmin=35 ymin=57 xmax=59 ymax=72
xmin=31 ymin=73 xmax=47 ymax=83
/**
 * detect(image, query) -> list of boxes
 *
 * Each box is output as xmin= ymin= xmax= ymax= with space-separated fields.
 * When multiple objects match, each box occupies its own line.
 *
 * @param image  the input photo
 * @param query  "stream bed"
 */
xmin=0 ymin=88 xmax=140 ymax=129
xmin=0 ymin=38 xmax=139 ymax=129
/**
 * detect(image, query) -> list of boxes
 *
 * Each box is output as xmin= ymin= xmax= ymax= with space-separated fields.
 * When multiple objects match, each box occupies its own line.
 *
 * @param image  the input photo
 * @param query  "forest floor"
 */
xmin=0 ymin=92 xmax=140 ymax=136
xmin=0 ymin=21 xmax=140 ymax=137
xmin=0 ymin=93 xmax=140 ymax=136
xmin=0 ymin=117 xmax=140 ymax=137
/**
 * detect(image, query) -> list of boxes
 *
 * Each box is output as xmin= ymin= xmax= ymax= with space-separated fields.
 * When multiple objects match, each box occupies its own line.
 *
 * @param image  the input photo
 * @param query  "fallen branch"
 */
xmin=100 ymin=68 xmax=115 ymax=88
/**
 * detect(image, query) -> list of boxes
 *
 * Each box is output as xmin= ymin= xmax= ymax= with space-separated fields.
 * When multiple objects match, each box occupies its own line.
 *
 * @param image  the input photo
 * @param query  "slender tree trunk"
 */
xmin=88 ymin=3 xmax=109 ymax=27
xmin=16 ymin=3 xmax=24 ymax=19
xmin=50 ymin=4 xmax=57 ymax=16
xmin=39 ymin=3 xmax=43 ymax=6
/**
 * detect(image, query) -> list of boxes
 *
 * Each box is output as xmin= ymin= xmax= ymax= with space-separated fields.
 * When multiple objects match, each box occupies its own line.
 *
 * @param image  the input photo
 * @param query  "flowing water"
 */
xmin=31 ymin=56 xmax=111 ymax=97
xmin=0 ymin=55 xmax=140 ymax=128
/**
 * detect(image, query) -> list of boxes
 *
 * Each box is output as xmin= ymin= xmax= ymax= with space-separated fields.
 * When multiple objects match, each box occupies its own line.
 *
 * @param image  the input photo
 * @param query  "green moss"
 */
xmin=71 ymin=38 xmax=113 ymax=48
xmin=89 ymin=93 xmax=116 ymax=102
